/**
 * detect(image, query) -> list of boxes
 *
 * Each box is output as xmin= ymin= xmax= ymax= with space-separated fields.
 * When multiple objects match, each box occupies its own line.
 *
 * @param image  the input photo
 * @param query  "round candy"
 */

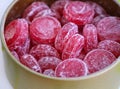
xmin=4 ymin=19 xmax=29 ymax=51
xmin=63 ymin=1 xmax=95 ymax=25
xmin=30 ymin=16 xmax=61 ymax=44
xmin=20 ymin=54 xmax=41 ymax=72
xmin=97 ymin=16 xmax=120 ymax=42
xmin=55 ymin=58 xmax=88 ymax=78
xmin=51 ymin=0 xmax=70 ymax=20
xmin=86 ymin=1 xmax=107 ymax=16
xmin=83 ymin=24 xmax=98 ymax=53
xmin=23 ymin=1 xmax=49 ymax=23
xmin=11 ymin=51 xmax=19 ymax=61
xmin=43 ymin=69 xmax=55 ymax=77
xmin=33 ymin=8 xmax=56 ymax=19
xmin=55 ymin=22 xmax=78 ymax=53
xmin=84 ymin=49 xmax=116 ymax=73
xmin=62 ymin=34 xmax=84 ymax=60
xmin=92 ymin=15 xmax=107 ymax=26
xmin=98 ymin=40 xmax=120 ymax=58
xmin=38 ymin=57 xmax=62 ymax=71
xmin=30 ymin=44 xmax=60 ymax=61
xmin=16 ymin=38 xmax=30 ymax=57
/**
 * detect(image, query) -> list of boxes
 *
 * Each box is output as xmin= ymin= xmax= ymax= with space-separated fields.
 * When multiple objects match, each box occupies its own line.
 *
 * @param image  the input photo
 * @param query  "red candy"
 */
xmin=97 ymin=16 xmax=120 ymax=42
xmin=51 ymin=0 xmax=70 ymax=20
xmin=87 ymin=1 xmax=108 ymax=26
xmin=30 ymin=16 xmax=61 ymax=44
xmin=16 ymin=38 xmax=30 ymax=57
xmin=38 ymin=57 xmax=62 ymax=71
xmin=20 ymin=54 xmax=41 ymax=72
xmin=98 ymin=40 xmax=120 ymax=58
xmin=34 ymin=8 xmax=56 ymax=19
xmin=30 ymin=44 xmax=60 ymax=61
xmin=86 ymin=1 xmax=107 ymax=16
xmin=23 ymin=1 xmax=49 ymax=23
xmin=63 ymin=1 xmax=95 ymax=25
xmin=84 ymin=49 xmax=116 ymax=73
xmin=55 ymin=58 xmax=88 ymax=78
xmin=11 ymin=51 xmax=19 ymax=61
xmin=83 ymin=24 xmax=98 ymax=53
xmin=60 ymin=16 xmax=69 ymax=25
xmin=55 ymin=22 xmax=78 ymax=53
xmin=62 ymin=34 xmax=84 ymax=60
xmin=77 ymin=50 xmax=86 ymax=60
xmin=92 ymin=15 xmax=107 ymax=26
xmin=4 ymin=19 xmax=29 ymax=51
xmin=43 ymin=69 xmax=55 ymax=77
xmin=4 ymin=1 xmax=119 ymax=78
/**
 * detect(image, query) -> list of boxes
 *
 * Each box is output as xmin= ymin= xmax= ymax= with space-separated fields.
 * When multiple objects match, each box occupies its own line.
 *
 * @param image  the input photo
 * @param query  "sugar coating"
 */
xmin=38 ymin=56 xmax=62 ymax=71
xmin=62 ymin=34 xmax=84 ymax=60
xmin=30 ymin=16 xmax=61 ymax=44
xmin=55 ymin=58 xmax=88 ymax=78
xmin=43 ymin=69 xmax=55 ymax=77
xmin=23 ymin=1 xmax=49 ymax=23
xmin=63 ymin=1 xmax=95 ymax=25
xmin=97 ymin=16 xmax=120 ymax=42
xmin=11 ymin=51 xmax=19 ymax=61
xmin=5 ymin=19 xmax=29 ymax=51
xmin=86 ymin=1 xmax=107 ymax=16
xmin=83 ymin=24 xmax=98 ymax=53
xmin=98 ymin=40 xmax=120 ymax=58
xmin=51 ymin=0 xmax=70 ymax=20
xmin=20 ymin=54 xmax=41 ymax=72
xmin=55 ymin=22 xmax=78 ymax=53
xmin=84 ymin=49 xmax=116 ymax=73
xmin=30 ymin=44 xmax=60 ymax=61
xmin=16 ymin=38 xmax=30 ymax=57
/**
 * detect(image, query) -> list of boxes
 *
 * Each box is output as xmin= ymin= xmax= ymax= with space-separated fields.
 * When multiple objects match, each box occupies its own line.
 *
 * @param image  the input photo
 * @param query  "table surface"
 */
xmin=0 ymin=0 xmax=13 ymax=89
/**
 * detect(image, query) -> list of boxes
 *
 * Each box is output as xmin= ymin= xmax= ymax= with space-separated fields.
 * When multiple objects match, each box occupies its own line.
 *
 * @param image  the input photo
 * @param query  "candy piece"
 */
xmin=33 ymin=8 xmax=56 ymax=19
xmin=77 ymin=50 xmax=86 ymax=60
xmin=43 ymin=69 xmax=55 ymax=77
xmin=60 ymin=16 xmax=69 ymax=26
xmin=97 ymin=16 xmax=120 ymax=42
xmin=4 ymin=19 xmax=29 ymax=51
xmin=51 ymin=0 xmax=70 ymax=20
xmin=16 ymin=38 xmax=30 ymax=57
xmin=55 ymin=22 xmax=78 ymax=53
xmin=38 ymin=57 xmax=62 ymax=71
xmin=86 ymin=1 xmax=107 ymax=16
xmin=92 ymin=15 xmax=107 ymax=26
xmin=23 ymin=1 xmax=49 ymax=23
xmin=83 ymin=24 xmax=98 ymax=53
xmin=98 ymin=40 xmax=120 ymax=58
xmin=87 ymin=1 xmax=108 ymax=26
xmin=62 ymin=34 xmax=84 ymax=60
xmin=84 ymin=49 xmax=116 ymax=73
xmin=11 ymin=51 xmax=19 ymax=61
xmin=30 ymin=44 xmax=60 ymax=61
xmin=30 ymin=16 xmax=61 ymax=44
xmin=20 ymin=54 xmax=41 ymax=72
xmin=63 ymin=1 xmax=95 ymax=25
xmin=55 ymin=58 xmax=88 ymax=78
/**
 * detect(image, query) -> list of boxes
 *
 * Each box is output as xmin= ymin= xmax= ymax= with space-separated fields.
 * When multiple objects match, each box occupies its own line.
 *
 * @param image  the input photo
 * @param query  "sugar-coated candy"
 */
xmin=84 ymin=49 xmax=116 ymax=73
xmin=55 ymin=58 xmax=88 ymax=78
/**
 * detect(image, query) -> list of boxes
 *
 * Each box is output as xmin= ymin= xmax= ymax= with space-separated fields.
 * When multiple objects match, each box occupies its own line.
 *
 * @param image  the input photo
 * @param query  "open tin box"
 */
xmin=1 ymin=0 xmax=120 ymax=89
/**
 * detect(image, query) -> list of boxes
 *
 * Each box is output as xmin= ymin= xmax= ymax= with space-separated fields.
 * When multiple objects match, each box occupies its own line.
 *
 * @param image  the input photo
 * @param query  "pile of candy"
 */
xmin=4 ymin=0 xmax=120 ymax=78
